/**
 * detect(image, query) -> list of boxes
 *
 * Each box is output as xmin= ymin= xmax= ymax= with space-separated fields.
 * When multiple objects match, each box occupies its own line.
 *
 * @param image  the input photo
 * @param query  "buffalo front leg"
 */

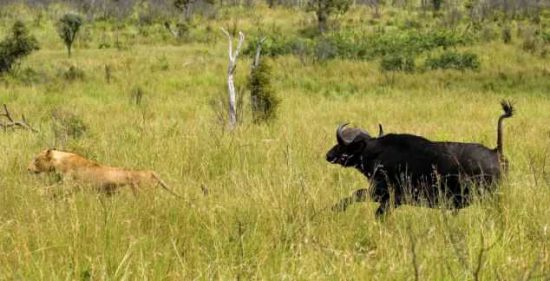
xmin=331 ymin=189 xmax=369 ymax=212
xmin=375 ymin=198 xmax=402 ymax=219
xmin=375 ymin=200 xmax=390 ymax=218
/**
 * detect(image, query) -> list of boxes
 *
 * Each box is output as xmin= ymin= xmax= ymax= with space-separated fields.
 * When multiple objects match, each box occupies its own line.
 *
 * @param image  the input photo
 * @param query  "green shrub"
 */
xmin=0 ymin=21 xmax=39 ymax=74
xmin=61 ymin=65 xmax=85 ymax=81
xmin=314 ymin=38 xmax=338 ymax=61
xmin=425 ymin=51 xmax=480 ymax=71
xmin=248 ymin=59 xmax=279 ymax=123
xmin=176 ymin=22 xmax=190 ymax=38
xmin=130 ymin=85 xmax=145 ymax=105
xmin=243 ymin=35 xmax=313 ymax=58
xmin=243 ymin=30 xmax=470 ymax=62
xmin=480 ymin=25 xmax=498 ymax=42
xmin=518 ymin=26 xmax=543 ymax=54
xmin=57 ymin=13 xmax=83 ymax=58
xmin=320 ymin=29 xmax=471 ymax=60
xmin=380 ymin=55 xmax=415 ymax=72
xmin=522 ymin=35 xmax=538 ymax=53
xmin=51 ymin=109 xmax=88 ymax=146
xmin=15 ymin=67 xmax=48 ymax=85
xmin=502 ymin=25 xmax=512 ymax=44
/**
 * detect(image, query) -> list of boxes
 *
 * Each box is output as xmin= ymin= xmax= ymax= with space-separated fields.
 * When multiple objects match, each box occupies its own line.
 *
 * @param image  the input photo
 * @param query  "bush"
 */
xmin=243 ymin=35 xmax=313 ymax=58
xmin=380 ymin=55 xmax=415 ymax=72
xmin=61 ymin=65 xmax=85 ymax=81
xmin=14 ymin=67 xmax=48 ymax=85
xmin=176 ymin=22 xmax=190 ymax=38
xmin=51 ymin=109 xmax=88 ymax=146
xmin=425 ymin=51 xmax=480 ymax=71
xmin=522 ymin=34 xmax=539 ymax=53
xmin=314 ymin=38 xmax=338 ymax=61
xmin=479 ymin=25 xmax=498 ymax=42
xmin=502 ymin=25 xmax=512 ymax=44
xmin=319 ymin=29 xmax=471 ymax=60
xmin=243 ymin=30 xmax=470 ymax=62
xmin=130 ymin=86 xmax=145 ymax=105
xmin=248 ymin=59 xmax=279 ymax=123
xmin=0 ymin=21 xmax=39 ymax=74
xmin=518 ymin=25 xmax=544 ymax=54
xmin=57 ymin=13 xmax=83 ymax=58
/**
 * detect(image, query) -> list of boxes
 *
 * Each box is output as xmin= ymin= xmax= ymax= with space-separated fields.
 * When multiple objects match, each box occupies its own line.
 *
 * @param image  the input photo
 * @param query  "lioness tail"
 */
xmin=152 ymin=173 xmax=183 ymax=199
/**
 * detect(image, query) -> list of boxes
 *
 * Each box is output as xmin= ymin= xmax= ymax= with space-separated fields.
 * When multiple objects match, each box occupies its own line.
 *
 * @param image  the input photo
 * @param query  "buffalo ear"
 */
xmin=348 ymin=137 xmax=367 ymax=152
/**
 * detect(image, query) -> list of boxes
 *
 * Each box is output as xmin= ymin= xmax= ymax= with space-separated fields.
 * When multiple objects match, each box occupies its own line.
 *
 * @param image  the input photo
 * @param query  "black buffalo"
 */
xmin=326 ymin=101 xmax=514 ymax=218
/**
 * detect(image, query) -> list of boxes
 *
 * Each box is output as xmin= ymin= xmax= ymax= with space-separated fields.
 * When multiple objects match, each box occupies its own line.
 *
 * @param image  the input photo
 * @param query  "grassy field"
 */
xmin=1 ymin=3 xmax=550 ymax=280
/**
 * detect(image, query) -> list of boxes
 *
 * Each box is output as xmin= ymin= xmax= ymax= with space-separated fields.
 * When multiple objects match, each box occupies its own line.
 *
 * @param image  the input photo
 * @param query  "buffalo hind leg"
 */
xmin=331 ymin=189 xmax=369 ymax=212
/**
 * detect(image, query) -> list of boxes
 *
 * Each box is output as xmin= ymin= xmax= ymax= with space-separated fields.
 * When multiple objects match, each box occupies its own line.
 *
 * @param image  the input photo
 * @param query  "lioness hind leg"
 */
xmin=130 ymin=183 xmax=139 ymax=196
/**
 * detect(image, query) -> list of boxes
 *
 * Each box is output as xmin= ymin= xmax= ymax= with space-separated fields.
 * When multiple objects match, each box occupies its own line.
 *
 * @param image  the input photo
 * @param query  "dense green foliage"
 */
xmin=244 ymin=30 xmax=472 ymax=62
xmin=425 ymin=51 xmax=480 ymax=71
xmin=243 ymin=34 xmax=312 ymax=58
xmin=248 ymin=58 xmax=279 ymax=123
xmin=0 ymin=21 xmax=39 ymax=73
xmin=380 ymin=54 xmax=415 ymax=72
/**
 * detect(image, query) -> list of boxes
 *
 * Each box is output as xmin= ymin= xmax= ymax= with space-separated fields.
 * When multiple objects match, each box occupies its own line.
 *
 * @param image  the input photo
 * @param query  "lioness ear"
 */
xmin=46 ymin=149 xmax=53 ymax=159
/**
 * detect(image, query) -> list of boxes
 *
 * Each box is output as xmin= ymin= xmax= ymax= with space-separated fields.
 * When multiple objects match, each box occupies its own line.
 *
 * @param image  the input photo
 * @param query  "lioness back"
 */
xmin=29 ymin=149 xmax=159 ymax=192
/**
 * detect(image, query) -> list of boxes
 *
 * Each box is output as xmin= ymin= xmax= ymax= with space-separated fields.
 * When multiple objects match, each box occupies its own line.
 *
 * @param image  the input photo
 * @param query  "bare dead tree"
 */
xmin=221 ymin=28 xmax=245 ymax=130
xmin=0 ymin=104 xmax=38 ymax=132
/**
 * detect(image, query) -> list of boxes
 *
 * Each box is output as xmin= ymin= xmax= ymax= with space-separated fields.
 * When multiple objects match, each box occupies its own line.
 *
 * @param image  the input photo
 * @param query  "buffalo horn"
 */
xmin=337 ymin=123 xmax=350 ymax=145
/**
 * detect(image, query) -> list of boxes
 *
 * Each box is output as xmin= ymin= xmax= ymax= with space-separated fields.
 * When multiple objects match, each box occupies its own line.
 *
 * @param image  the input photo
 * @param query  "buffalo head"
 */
xmin=326 ymin=123 xmax=381 ymax=167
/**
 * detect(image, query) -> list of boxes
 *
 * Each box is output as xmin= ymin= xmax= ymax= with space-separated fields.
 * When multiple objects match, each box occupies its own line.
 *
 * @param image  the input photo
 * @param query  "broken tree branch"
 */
xmin=252 ymin=37 xmax=267 ymax=69
xmin=163 ymin=22 xmax=179 ymax=38
xmin=221 ymin=28 xmax=245 ymax=130
xmin=0 ymin=104 xmax=38 ymax=132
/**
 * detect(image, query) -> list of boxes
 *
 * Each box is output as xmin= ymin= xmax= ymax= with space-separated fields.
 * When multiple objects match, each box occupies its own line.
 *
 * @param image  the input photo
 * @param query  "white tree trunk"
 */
xmin=221 ymin=28 xmax=245 ymax=130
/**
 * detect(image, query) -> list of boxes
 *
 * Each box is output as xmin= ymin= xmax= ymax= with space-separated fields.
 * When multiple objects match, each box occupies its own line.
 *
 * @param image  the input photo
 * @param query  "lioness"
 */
xmin=28 ymin=149 xmax=181 ymax=197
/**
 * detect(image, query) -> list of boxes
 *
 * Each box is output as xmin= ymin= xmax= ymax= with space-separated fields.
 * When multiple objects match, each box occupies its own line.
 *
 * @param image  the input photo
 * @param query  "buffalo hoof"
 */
xmin=375 ymin=204 xmax=390 ymax=219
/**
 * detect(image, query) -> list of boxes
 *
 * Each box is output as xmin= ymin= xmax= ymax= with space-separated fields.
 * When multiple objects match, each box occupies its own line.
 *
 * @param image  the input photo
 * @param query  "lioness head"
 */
xmin=28 ymin=149 xmax=56 ymax=173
